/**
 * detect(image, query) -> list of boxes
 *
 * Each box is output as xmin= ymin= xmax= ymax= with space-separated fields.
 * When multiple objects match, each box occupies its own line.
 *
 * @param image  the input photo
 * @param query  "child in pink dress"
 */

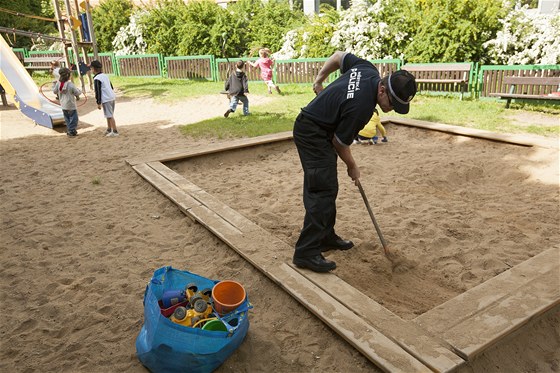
xmin=249 ymin=48 xmax=281 ymax=94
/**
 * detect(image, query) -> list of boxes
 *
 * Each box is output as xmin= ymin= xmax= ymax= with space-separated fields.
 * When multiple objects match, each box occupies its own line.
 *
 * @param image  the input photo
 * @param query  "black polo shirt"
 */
xmin=301 ymin=53 xmax=380 ymax=146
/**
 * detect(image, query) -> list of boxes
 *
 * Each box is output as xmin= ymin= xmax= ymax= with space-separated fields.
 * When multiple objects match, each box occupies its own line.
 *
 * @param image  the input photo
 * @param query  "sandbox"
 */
xmin=127 ymin=119 xmax=559 ymax=372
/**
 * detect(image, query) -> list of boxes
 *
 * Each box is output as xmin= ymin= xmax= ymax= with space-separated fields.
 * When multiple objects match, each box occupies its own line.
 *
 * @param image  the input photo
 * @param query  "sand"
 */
xmin=1 ymin=92 xmax=559 ymax=373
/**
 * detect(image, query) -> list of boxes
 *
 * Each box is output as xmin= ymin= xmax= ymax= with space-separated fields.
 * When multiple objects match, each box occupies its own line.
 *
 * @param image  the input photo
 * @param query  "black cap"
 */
xmin=387 ymin=70 xmax=417 ymax=114
xmin=90 ymin=60 xmax=102 ymax=69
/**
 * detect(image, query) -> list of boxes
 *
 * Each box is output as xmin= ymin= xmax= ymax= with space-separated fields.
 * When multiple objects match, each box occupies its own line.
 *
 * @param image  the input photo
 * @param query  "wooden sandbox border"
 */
xmin=127 ymin=119 xmax=559 ymax=373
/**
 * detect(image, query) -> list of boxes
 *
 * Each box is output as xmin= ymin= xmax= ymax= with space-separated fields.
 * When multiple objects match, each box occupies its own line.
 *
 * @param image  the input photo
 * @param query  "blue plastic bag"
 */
xmin=136 ymin=266 xmax=251 ymax=373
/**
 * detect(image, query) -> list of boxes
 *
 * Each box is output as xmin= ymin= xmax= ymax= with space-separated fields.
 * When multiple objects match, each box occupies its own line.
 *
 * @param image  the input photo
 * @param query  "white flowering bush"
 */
xmin=275 ymin=6 xmax=339 ymax=59
xmin=331 ymin=0 xmax=406 ymax=59
xmin=276 ymin=0 xmax=411 ymax=60
xmin=275 ymin=30 xmax=300 ymax=59
xmin=484 ymin=6 xmax=560 ymax=65
xmin=112 ymin=11 xmax=148 ymax=56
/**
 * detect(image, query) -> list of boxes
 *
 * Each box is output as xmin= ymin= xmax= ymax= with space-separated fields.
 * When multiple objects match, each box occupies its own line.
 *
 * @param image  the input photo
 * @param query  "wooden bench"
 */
xmin=489 ymin=76 xmax=560 ymax=108
xmin=401 ymin=63 xmax=472 ymax=99
xmin=23 ymin=56 xmax=64 ymax=72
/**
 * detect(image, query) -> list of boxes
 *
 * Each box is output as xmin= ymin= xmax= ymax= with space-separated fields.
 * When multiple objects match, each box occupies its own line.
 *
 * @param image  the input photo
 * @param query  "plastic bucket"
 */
xmin=202 ymin=319 xmax=228 ymax=332
xmin=212 ymin=280 xmax=246 ymax=316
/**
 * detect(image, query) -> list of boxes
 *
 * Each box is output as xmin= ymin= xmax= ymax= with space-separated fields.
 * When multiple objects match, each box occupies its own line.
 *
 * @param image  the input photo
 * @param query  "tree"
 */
xmin=0 ymin=0 xmax=57 ymax=49
xmin=91 ymin=0 xmax=134 ymax=52
xmin=403 ymin=0 xmax=505 ymax=63
xmin=275 ymin=5 xmax=339 ymax=59
xmin=246 ymin=0 xmax=305 ymax=53
xmin=175 ymin=0 xmax=229 ymax=56
xmin=140 ymin=0 xmax=188 ymax=56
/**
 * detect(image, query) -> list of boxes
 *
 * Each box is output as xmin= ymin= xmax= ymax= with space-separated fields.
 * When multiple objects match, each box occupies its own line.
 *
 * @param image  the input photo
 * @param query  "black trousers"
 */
xmin=293 ymin=113 xmax=339 ymax=259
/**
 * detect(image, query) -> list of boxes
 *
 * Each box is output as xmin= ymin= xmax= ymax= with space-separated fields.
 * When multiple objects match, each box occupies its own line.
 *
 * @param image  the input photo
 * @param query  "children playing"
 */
xmin=224 ymin=60 xmax=250 ymax=118
xmin=353 ymin=109 xmax=388 ymax=145
xmin=52 ymin=67 xmax=81 ymax=137
xmin=248 ymin=48 xmax=281 ymax=95
xmin=90 ymin=60 xmax=119 ymax=137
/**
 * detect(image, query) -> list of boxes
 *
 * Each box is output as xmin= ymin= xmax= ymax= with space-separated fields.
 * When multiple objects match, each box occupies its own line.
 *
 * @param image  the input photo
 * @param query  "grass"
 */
xmin=399 ymin=95 xmax=560 ymax=137
xmin=32 ymin=74 xmax=559 ymax=139
xmin=179 ymin=83 xmax=313 ymax=139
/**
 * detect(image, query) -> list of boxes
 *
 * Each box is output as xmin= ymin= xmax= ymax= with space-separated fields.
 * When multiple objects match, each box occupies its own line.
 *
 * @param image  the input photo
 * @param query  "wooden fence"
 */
xmin=165 ymin=55 xmax=215 ymax=80
xmin=86 ymin=53 xmax=116 ymax=75
xmin=369 ymin=59 xmax=402 ymax=79
xmin=12 ymin=48 xmax=26 ymax=63
xmin=478 ymin=65 xmax=560 ymax=97
xmin=275 ymin=58 xmax=329 ymax=84
xmin=215 ymin=58 xmax=260 ymax=82
xmin=10 ymin=46 xmax=560 ymax=103
xmin=115 ymin=54 xmax=163 ymax=77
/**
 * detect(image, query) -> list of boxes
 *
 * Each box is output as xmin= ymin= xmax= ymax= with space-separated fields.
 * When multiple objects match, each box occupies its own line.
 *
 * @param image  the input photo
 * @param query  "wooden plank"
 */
xmin=416 ymin=79 xmax=465 ymax=84
xmin=176 ymin=196 xmax=431 ymax=371
xmin=503 ymin=76 xmax=560 ymax=85
xmin=489 ymin=93 xmax=560 ymax=100
xmin=147 ymin=162 xmax=202 ymax=194
xmin=187 ymin=204 xmax=244 ymax=242
xmin=190 ymin=189 xmax=262 ymax=233
xmin=132 ymin=163 xmax=201 ymax=213
xmin=289 ymin=264 xmax=466 ymax=372
xmin=273 ymin=264 xmax=432 ymax=373
xmin=386 ymin=117 xmax=559 ymax=149
xmin=414 ymin=247 xmax=560 ymax=360
xmin=130 ymin=131 xmax=556 ymax=371
xmin=402 ymin=64 xmax=471 ymax=72
xmin=24 ymin=57 xmax=62 ymax=63
xmin=147 ymin=162 xmax=261 ymax=233
xmin=141 ymin=164 xmax=433 ymax=371
xmin=126 ymin=131 xmax=293 ymax=166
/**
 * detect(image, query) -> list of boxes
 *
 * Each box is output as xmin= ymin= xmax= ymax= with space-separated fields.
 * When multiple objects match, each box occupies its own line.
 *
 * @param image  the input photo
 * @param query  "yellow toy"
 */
xmin=170 ymin=299 xmax=213 ymax=327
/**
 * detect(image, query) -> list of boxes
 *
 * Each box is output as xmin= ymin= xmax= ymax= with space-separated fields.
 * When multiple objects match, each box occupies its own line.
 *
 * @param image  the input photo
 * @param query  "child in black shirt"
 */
xmin=224 ymin=61 xmax=250 ymax=118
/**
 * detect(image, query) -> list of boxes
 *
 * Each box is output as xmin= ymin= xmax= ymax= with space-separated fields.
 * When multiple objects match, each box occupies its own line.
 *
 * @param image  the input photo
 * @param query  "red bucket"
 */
xmin=212 ymin=280 xmax=246 ymax=316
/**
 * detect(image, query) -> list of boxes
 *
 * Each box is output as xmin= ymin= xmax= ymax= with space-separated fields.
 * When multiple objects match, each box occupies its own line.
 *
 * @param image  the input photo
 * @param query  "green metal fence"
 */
xmin=10 ymin=47 xmax=560 ymax=105
xmin=12 ymin=48 xmax=27 ymax=61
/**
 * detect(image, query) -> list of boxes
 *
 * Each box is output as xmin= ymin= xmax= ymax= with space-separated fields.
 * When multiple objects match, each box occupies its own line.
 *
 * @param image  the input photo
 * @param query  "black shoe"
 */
xmin=293 ymin=254 xmax=336 ymax=272
xmin=224 ymin=109 xmax=232 ymax=118
xmin=321 ymin=235 xmax=354 ymax=252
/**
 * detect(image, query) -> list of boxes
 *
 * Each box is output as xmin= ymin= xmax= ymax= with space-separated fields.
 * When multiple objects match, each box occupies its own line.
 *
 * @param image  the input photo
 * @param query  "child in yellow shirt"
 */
xmin=353 ymin=109 xmax=387 ymax=145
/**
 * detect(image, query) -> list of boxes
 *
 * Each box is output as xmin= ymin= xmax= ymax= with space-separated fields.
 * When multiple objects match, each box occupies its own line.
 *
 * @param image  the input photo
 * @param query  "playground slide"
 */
xmin=0 ymin=35 xmax=64 ymax=128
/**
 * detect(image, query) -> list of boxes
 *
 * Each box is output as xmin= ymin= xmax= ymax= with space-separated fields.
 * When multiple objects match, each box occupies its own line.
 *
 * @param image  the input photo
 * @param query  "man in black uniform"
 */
xmin=292 ymin=51 xmax=417 ymax=273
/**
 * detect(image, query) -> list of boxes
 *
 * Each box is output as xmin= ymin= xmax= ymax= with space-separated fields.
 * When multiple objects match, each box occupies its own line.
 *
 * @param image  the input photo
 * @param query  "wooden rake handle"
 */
xmin=356 ymin=179 xmax=390 ymax=256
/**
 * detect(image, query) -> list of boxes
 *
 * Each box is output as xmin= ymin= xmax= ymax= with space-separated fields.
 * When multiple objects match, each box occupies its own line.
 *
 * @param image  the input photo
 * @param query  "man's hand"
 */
xmin=347 ymin=166 xmax=360 ymax=185
xmin=97 ymin=104 xmax=101 ymax=110
xmin=313 ymin=82 xmax=324 ymax=95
